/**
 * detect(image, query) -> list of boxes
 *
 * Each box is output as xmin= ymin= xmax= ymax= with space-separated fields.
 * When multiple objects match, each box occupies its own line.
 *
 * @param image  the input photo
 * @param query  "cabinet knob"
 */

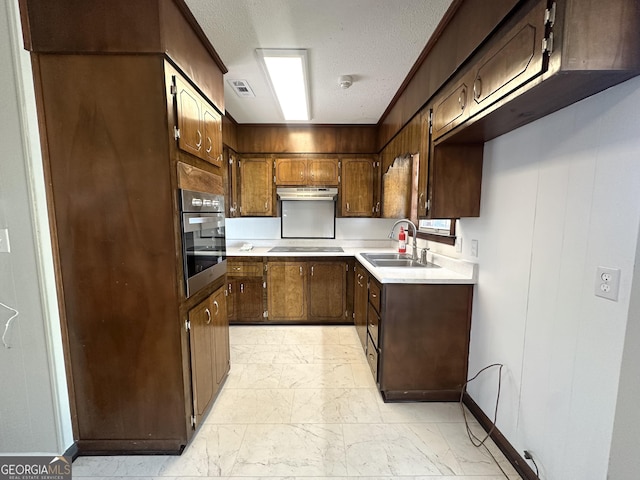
xmin=205 ymin=308 xmax=211 ymax=324
xmin=459 ymin=88 xmax=466 ymax=110
xmin=473 ymin=77 xmax=482 ymax=100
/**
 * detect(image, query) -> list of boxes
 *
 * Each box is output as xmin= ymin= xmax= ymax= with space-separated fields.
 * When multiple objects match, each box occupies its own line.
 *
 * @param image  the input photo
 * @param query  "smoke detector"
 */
xmin=339 ymin=75 xmax=353 ymax=89
xmin=228 ymin=79 xmax=255 ymax=98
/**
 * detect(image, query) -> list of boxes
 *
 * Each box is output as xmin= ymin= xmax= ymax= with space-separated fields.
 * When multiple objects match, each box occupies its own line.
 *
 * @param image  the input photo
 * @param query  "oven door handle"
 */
xmin=188 ymin=217 xmax=222 ymax=225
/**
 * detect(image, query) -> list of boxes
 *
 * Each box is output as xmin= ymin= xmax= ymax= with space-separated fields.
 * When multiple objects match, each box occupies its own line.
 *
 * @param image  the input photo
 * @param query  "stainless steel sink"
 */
xmin=361 ymin=253 xmax=440 ymax=268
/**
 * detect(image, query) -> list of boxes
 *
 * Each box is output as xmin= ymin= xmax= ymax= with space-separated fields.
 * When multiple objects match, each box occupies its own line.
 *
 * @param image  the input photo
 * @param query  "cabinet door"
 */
xmin=188 ymin=296 xmax=214 ymax=425
xmin=203 ymin=105 xmax=222 ymax=167
xmin=227 ymin=281 xmax=236 ymax=321
xmin=341 ymin=158 xmax=374 ymax=217
xmin=353 ymin=263 xmax=368 ymax=350
xmin=308 ymin=158 xmax=339 ymax=186
xmin=469 ymin=0 xmax=548 ymax=116
xmin=236 ymin=279 xmax=264 ymax=322
xmin=432 ymin=73 xmax=472 ymax=139
xmin=176 ymin=77 xmax=203 ymax=158
xmin=267 ymin=262 xmax=307 ymax=321
xmin=308 ymin=261 xmax=346 ymax=322
xmin=417 ymin=111 xmax=431 ymax=218
xmin=239 ymin=158 xmax=274 ymax=216
xmin=275 ymin=158 xmax=306 ymax=185
xmin=211 ymin=287 xmax=229 ymax=387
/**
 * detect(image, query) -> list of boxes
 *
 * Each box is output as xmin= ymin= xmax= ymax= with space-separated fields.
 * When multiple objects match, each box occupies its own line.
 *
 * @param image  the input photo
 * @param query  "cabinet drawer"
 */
xmin=367 ymin=303 xmax=379 ymax=348
xmin=227 ymin=261 xmax=263 ymax=277
xmin=369 ymin=279 xmax=381 ymax=313
xmin=366 ymin=333 xmax=378 ymax=381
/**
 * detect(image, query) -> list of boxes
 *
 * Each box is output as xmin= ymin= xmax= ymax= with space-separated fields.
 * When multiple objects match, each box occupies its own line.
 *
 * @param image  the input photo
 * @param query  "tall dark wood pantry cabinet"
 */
xmin=19 ymin=0 xmax=229 ymax=455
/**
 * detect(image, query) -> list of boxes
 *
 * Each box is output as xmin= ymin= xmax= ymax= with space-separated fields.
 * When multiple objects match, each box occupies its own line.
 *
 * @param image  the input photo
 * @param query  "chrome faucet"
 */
xmin=388 ymin=218 xmax=418 ymax=260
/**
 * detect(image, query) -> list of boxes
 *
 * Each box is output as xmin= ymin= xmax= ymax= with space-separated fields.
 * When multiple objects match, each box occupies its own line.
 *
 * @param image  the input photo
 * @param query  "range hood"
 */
xmin=277 ymin=187 xmax=338 ymax=201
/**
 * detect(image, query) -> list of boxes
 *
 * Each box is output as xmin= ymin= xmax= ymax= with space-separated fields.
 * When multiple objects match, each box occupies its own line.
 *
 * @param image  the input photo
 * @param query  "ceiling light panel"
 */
xmin=257 ymin=49 xmax=310 ymax=121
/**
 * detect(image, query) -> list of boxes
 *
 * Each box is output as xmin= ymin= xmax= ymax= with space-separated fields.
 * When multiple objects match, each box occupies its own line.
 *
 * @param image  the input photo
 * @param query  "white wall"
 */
xmin=608 ymin=218 xmax=640 ymax=479
xmin=0 ymin=1 xmax=73 ymax=453
xmin=227 ymin=217 xmax=399 ymax=242
xmin=457 ymin=76 xmax=640 ymax=479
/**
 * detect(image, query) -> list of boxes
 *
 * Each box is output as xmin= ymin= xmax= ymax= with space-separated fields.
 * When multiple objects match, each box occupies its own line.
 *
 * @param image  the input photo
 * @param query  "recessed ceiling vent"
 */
xmin=228 ymin=79 xmax=255 ymax=98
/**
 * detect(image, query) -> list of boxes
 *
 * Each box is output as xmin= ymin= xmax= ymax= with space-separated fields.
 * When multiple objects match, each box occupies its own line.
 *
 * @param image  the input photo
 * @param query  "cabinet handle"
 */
xmin=376 ymin=201 xmax=380 ymax=213
xmin=299 ymin=266 xmax=303 ymax=276
xmin=346 ymin=202 xmax=350 ymax=212
xmin=206 ymin=136 xmax=212 ymax=153
xmin=233 ymin=266 xmax=241 ymax=271
xmin=217 ymin=154 xmax=223 ymax=164
xmin=311 ymin=266 xmax=314 ymax=276
xmin=213 ymin=301 xmax=219 ymax=315
xmin=473 ymin=77 xmax=482 ymax=100
xmin=228 ymin=283 xmax=232 ymax=293
xmin=205 ymin=308 xmax=211 ymax=324
xmin=196 ymin=130 xmax=202 ymax=149
xmin=240 ymin=283 xmax=244 ymax=293
xmin=264 ymin=201 xmax=268 ymax=211
xmin=419 ymin=192 xmax=425 ymax=209
xmin=300 ymin=171 xmax=304 ymax=178
xmin=371 ymin=293 xmax=377 ymax=298
xmin=458 ymin=87 xmax=466 ymax=110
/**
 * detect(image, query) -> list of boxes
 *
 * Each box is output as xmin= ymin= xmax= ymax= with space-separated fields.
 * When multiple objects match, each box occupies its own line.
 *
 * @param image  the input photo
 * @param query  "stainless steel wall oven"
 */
xmin=180 ymin=189 xmax=226 ymax=297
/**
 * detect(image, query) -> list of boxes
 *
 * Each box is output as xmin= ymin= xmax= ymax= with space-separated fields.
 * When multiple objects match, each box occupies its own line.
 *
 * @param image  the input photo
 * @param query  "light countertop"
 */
xmin=226 ymin=242 xmax=477 ymax=285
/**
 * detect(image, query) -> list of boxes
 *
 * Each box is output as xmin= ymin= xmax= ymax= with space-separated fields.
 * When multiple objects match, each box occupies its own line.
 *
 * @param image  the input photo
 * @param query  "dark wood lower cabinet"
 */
xmin=228 ymin=279 xmax=264 ymax=322
xmin=308 ymin=261 xmax=347 ymax=322
xmin=353 ymin=263 xmax=368 ymax=349
xmin=267 ymin=262 xmax=308 ymax=321
xmin=266 ymin=259 xmax=348 ymax=323
xmin=356 ymin=261 xmax=473 ymax=401
xmin=189 ymin=285 xmax=229 ymax=427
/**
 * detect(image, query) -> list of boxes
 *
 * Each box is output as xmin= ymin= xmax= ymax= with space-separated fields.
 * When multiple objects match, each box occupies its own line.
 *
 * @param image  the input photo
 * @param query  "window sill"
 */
xmin=415 ymin=230 xmax=456 ymax=246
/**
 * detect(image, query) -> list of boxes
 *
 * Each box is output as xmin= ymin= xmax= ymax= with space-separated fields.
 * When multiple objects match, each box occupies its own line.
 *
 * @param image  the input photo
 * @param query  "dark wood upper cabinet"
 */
xmin=239 ymin=157 xmax=274 ymax=216
xmin=275 ymin=158 xmax=339 ymax=186
xmin=437 ymin=0 xmax=640 ymax=143
xmin=175 ymin=75 xmax=223 ymax=167
xmin=468 ymin=0 xmax=548 ymax=118
xmin=340 ymin=158 xmax=376 ymax=217
xmin=275 ymin=158 xmax=307 ymax=185
xmin=308 ymin=159 xmax=340 ymax=186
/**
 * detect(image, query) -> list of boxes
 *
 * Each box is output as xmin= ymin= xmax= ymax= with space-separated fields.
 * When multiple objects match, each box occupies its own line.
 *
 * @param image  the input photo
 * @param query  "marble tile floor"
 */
xmin=73 ymin=325 xmax=521 ymax=480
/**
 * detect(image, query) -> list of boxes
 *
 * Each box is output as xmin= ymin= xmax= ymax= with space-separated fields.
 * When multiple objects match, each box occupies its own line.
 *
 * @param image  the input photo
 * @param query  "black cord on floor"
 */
xmin=459 ymin=363 xmax=510 ymax=479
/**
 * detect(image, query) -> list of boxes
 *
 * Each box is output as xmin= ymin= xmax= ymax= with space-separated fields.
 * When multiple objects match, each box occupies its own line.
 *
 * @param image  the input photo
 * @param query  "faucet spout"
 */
xmin=388 ymin=218 xmax=418 ymax=260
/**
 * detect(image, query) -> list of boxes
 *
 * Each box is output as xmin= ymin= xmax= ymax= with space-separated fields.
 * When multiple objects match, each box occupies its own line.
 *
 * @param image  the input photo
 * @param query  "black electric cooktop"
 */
xmin=268 ymin=246 xmax=344 ymax=253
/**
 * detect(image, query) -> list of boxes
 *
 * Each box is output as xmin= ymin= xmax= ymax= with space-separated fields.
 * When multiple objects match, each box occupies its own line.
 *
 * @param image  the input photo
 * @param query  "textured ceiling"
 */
xmin=185 ymin=0 xmax=453 ymax=124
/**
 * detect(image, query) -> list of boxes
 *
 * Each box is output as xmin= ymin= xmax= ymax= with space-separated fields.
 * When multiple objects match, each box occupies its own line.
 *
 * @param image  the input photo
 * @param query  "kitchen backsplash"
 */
xmin=226 ymin=217 xmax=399 ymax=241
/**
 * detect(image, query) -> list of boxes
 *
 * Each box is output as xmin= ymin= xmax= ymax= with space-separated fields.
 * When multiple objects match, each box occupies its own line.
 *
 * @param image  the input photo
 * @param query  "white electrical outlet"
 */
xmin=471 ymin=239 xmax=478 ymax=257
xmin=455 ymin=237 xmax=463 ymax=253
xmin=595 ymin=266 xmax=620 ymax=301
xmin=0 ymin=229 xmax=10 ymax=253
